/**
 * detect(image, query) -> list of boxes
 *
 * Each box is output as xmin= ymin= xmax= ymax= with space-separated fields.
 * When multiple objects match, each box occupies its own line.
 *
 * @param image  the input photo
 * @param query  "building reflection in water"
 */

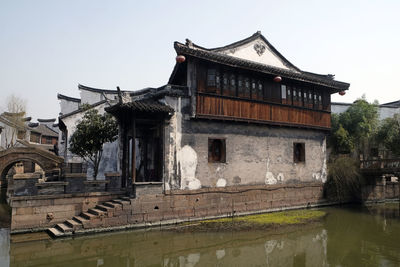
xmin=6 ymin=204 xmax=400 ymax=267
xmin=0 ymin=228 xmax=10 ymax=267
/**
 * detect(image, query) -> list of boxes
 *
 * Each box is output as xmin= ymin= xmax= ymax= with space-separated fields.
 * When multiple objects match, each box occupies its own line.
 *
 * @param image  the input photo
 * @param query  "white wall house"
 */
xmin=331 ymin=100 xmax=400 ymax=120
xmin=57 ymin=84 xmax=131 ymax=178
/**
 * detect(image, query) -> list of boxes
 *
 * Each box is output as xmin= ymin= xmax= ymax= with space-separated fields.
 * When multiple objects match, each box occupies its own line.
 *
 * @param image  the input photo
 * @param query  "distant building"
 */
xmin=0 ymin=112 xmax=58 ymax=152
xmin=332 ymin=100 xmax=400 ymax=120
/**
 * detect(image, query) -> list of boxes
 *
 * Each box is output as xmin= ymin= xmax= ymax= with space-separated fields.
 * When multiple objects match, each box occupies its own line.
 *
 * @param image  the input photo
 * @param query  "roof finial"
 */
xmin=256 ymin=30 xmax=261 ymax=35
xmin=185 ymin=38 xmax=193 ymax=48
xmin=116 ymin=86 xmax=122 ymax=104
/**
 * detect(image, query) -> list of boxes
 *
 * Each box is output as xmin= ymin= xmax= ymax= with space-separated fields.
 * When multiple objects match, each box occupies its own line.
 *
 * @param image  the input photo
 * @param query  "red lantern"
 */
xmin=176 ymin=55 xmax=186 ymax=63
xmin=339 ymin=91 xmax=346 ymax=96
xmin=273 ymin=76 xmax=282 ymax=82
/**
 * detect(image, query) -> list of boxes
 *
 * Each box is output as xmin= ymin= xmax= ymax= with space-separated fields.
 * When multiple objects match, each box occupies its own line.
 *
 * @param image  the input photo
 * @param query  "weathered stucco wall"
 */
xmin=60 ymin=102 xmax=119 ymax=179
xmin=79 ymin=90 xmax=118 ymax=105
xmin=179 ymin=123 xmax=327 ymax=190
xmin=59 ymin=99 xmax=80 ymax=116
xmin=163 ymin=96 xmax=327 ymax=191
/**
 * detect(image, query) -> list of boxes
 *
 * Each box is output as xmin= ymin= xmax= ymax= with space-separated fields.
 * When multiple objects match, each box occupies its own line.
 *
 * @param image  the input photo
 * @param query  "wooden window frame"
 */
xmin=208 ymin=138 xmax=226 ymax=163
xmin=293 ymin=142 xmax=305 ymax=163
xmin=200 ymin=62 xmax=332 ymax=113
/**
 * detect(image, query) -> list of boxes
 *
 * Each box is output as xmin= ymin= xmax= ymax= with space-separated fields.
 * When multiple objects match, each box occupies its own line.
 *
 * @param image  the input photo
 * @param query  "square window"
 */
xmin=293 ymin=143 xmax=305 ymax=163
xmin=208 ymin=138 xmax=226 ymax=163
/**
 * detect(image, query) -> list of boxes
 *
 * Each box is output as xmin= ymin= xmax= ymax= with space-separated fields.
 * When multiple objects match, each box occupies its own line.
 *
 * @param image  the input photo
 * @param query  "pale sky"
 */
xmin=1 ymin=0 xmax=399 ymax=120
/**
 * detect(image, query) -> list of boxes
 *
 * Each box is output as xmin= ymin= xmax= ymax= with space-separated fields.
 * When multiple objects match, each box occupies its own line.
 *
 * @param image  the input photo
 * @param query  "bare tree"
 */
xmin=2 ymin=95 xmax=27 ymax=148
xmin=7 ymin=95 xmax=26 ymax=114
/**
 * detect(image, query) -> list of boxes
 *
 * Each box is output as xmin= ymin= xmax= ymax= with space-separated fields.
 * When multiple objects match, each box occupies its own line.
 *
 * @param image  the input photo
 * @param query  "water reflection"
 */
xmin=4 ymin=203 xmax=400 ymax=267
xmin=0 ymin=228 xmax=10 ymax=267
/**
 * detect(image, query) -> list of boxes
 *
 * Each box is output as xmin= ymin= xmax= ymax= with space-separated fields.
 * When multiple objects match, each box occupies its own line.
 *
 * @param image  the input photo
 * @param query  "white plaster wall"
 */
xmin=174 ymin=121 xmax=327 ymax=189
xmin=80 ymin=90 xmax=103 ymax=105
xmin=378 ymin=106 xmax=400 ymax=120
xmin=79 ymin=90 xmax=118 ymax=105
xmin=60 ymin=102 xmax=118 ymax=178
xmin=59 ymin=99 xmax=80 ymax=115
xmin=222 ymin=38 xmax=294 ymax=71
xmin=330 ymin=103 xmax=351 ymax=115
xmin=332 ymin=103 xmax=400 ymax=120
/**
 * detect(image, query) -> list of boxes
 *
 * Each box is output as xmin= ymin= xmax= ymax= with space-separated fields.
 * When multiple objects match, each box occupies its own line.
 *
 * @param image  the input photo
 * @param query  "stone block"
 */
xmin=15 ymin=207 xmax=33 ymax=215
xmin=128 ymin=214 xmax=144 ymax=224
xmin=104 ymin=215 xmax=128 ymax=227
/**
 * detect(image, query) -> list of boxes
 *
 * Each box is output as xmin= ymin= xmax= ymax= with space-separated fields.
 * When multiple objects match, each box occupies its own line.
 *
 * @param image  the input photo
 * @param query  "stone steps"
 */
xmin=88 ymin=208 xmax=106 ymax=216
xmin=65 ymin=219 xmax=82 ymax=230
xmin=56 ymin=222 xmax=73 ymax=233
xmin=47 ymin=227 xmax=63 ymax=238
xmin=96 ymin=204 xmax=113 ymax=212
xmin=81 ymin=212 xmax=97 ymax=220
xmin=103 ymin=201 xmax=121 ymax=208
xmin=73 ymin=215 xmax=88 ymax=224
xmin=47 ymin=197 xmax=131 ymax=238
xmin=112 ymin=199 xmax=130 ymax=205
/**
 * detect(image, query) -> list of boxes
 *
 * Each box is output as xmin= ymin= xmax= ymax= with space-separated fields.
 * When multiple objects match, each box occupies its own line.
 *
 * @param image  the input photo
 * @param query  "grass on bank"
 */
xmin=180 ymin=209 xmax=326 ymax=231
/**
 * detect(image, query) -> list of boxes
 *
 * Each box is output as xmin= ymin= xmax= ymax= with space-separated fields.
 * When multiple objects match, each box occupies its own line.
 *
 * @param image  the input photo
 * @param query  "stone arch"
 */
xmin=0 ymin=147 xmax=64 ymax=181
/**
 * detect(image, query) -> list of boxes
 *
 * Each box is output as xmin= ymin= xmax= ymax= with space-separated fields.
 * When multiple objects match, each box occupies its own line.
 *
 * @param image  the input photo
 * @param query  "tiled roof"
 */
xmin=29 ymin=124 xmax=58 ymax=137
xmin=57 ymin=94 xmax=81 ymax=103
xmin=58 ymin=100 xmax=108 ymax=119
xmin=106 ymin=100 xmax=174 ymax=114
xmin=78 ymin=84 xmax=132 ymax=94
xmin=174 ymin=34 xmax=350 ymax=91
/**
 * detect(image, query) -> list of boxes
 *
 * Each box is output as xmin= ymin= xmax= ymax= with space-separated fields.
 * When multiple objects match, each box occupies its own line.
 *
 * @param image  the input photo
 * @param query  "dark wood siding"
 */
xmin=196 ymin=61 xmax=332 ymax=130
xmin=197 ymin=94 xmax=331 ymax=129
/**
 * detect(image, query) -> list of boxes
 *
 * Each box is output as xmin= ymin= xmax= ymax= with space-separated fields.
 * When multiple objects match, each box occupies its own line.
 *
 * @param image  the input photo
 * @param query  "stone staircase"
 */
xmin=47 ymin=197 xmax=131 ymax=238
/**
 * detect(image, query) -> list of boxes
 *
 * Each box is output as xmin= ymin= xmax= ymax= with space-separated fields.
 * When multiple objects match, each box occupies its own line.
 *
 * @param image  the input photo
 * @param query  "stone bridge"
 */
xmin=360 ymin=158 xmax=400 ymax=178
xmin=0 ymin=147 xmax=64 ymax=181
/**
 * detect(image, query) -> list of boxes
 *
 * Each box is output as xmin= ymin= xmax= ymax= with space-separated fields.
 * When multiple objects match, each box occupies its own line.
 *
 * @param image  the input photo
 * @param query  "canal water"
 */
xmin=0 ymin=203 xmax=399 ymax=267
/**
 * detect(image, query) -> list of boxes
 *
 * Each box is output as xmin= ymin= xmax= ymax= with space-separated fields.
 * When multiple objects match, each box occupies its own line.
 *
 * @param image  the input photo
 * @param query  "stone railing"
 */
xmin=360 ymin=158 xmax=400 ymax=170
xmin=10 ymin=171 xmax=123 ymax=197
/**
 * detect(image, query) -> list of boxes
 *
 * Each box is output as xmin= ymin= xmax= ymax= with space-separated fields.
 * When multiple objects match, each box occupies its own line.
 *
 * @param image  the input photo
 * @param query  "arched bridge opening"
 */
xmin=0 ymin=147 xmax=64 ymax=201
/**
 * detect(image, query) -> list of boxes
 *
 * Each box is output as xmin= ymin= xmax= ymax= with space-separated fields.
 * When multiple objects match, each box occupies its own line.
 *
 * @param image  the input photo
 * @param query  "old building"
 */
xmin=107 ymin=32 xmax=350 ymax=196
xmin=57 ymin=84 xmax=131 ymax=178
xmin=0 ymin=112 xmax=58 ymax=152
xmin=332 ymin=100 xmax=400 ymax=120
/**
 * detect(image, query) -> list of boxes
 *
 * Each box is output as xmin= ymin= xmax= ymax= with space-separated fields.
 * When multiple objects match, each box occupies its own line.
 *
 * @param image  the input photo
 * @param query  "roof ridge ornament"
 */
xmin=253 ymin=42 xmax=266 ymax=56
xmin=185 ymin=38 xmax=194 ymax=48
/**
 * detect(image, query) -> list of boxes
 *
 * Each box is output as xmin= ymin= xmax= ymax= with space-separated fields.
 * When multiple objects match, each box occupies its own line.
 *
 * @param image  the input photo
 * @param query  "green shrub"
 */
xmin=326 ymin=157 xmax=363 ymax=202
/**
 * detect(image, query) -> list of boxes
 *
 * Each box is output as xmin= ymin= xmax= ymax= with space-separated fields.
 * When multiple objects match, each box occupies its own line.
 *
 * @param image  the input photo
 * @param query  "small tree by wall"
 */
xmin=376 ymin=114 xmax=400 ymax=156
xmin=329 ymin=96 xmax=379 ymax=159
xmin=69 ymin=107 xmax=118 ymax=179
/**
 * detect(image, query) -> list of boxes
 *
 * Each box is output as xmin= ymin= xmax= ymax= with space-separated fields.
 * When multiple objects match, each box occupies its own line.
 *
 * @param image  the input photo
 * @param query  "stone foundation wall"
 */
xmin=127 ymin=183 xmax=326 ymax=225
xmin=10 ymin=192 xmax=124 ymax=233
xmin=362 ymin=182 xmax=400 ymax=202
xmin=11 ymin=182 xmax=398 ymax=234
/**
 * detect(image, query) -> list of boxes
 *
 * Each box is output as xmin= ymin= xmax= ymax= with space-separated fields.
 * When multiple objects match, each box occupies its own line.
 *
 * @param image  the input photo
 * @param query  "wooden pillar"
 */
xmin=131 ymin=118 xmax=136 ymax=197
xmin=120 ymin=120 xmax=127 ymax=189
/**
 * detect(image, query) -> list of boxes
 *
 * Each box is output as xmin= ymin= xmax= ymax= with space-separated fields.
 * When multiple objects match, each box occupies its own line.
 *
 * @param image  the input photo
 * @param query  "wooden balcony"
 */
xmin=196 ymin=93 xmax=331 ymax=130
